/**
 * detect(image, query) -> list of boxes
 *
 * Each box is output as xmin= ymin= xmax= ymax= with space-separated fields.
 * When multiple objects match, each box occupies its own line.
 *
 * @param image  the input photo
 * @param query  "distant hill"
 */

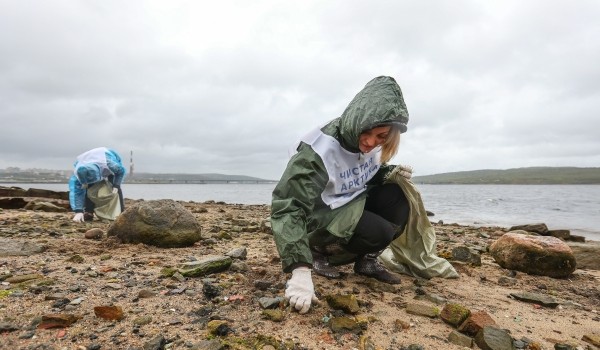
xmin=126 ymin=172 xmax=275 ymax=184
xmin=412 ymin=167 xmax=600 ymax=185
xmin=0 ymin=168 xmax=275 ymax=184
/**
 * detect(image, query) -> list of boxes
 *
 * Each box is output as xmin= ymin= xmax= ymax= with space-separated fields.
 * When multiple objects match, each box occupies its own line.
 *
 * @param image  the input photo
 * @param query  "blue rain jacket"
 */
xmin=68 ymin=148 xmax=126 ymax=212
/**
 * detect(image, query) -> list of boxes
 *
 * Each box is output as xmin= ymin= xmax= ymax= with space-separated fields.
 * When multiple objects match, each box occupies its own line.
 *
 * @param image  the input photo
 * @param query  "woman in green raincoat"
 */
xmin=271 ymin=76 xmax=413 ymax=314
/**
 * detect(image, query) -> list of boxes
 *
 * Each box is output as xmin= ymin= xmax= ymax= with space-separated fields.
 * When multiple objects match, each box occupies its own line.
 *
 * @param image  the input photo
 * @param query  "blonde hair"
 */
xmin=380 ymin=125 xmax=401 ymax=163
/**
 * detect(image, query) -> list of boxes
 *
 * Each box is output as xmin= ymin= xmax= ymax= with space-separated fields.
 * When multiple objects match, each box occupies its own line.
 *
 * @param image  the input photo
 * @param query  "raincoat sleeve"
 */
xmin=271 ymin=143 xmax=329 ymax=273
xmin=106 ymin=150 xmax=126 ymax=187
xmin=367 ymin=163 xmax=395 ymax=186
xmin=68 ymin=174 xmax=86 ymax=212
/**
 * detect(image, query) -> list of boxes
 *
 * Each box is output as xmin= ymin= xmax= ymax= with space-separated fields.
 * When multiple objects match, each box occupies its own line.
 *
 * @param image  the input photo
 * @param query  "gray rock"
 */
xmin=143 ymin=334 xmax=166 ymax=350
xmin=0 ymin=238 xmax=46 ymax=256
xmin=509 ymin=223 xmax=549 ymax=235
xmin=448 ymin=330 xmax=473 ymax=348
xmin=179 ymin=255 xmax=232 ymax=277
xmin=509 ymin=291 xmax=559 ymax=308
xmin=475 ymin=326 xmax=516 ymax=350
xmin=567 ymin=241 xmax=600 ymax=270
xmin=190 ymin=339 xmax=224 ymax=350
xmin=328 ymin=316 xmax=366 ymax=334
xmin=498 ymin=276 xmax=518 ymax=286
xmin=0 ymin=322 xmax=19 ymax=332
xmin=452 ymin=246 xmax=482 ymax=266
xmin=258 ymin=297 xmax=283 ymax=309
xmin=547 ymin=229 xmax=570 ymax=240
xmin=24 ymin=200 xmax=67 ymax=212
xmin=107 ymin=199 xmax=202 ymax=248
xmin=226 ymin=246 xmax=247 ymax=260
xmin=405 ymin=302 xmax=440 ymax=318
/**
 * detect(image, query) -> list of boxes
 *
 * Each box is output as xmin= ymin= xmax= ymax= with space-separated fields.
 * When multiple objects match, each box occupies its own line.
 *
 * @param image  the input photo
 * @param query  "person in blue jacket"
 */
xmin=68 ymin=147 xmax=126 ymax=222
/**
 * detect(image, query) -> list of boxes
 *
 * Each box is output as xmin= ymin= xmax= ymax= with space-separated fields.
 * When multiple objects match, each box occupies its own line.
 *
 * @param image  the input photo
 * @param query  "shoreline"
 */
xmin=2 ymin=183 xmax=599 ymax=241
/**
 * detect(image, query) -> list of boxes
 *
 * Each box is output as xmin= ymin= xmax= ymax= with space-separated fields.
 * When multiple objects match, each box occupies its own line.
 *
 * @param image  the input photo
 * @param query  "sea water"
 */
xmin=5 ymin=183 xmax=599 ymax=241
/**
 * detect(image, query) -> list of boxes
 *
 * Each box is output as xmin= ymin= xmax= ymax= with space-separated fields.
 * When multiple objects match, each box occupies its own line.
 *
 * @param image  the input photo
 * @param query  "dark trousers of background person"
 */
xmin=344 ymin=183 xmax=410 ymax=255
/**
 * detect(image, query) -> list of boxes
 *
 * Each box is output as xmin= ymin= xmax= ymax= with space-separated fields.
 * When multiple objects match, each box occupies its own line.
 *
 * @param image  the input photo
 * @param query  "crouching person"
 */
xmin=271 ymin=76 xmax=412 ymax=314
xmin=69 ymin=147 xmax=126 ymax=223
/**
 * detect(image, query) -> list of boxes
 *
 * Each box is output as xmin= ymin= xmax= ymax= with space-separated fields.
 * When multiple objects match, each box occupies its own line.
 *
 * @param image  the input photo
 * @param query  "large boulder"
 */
xmin=107 ymin=199 xmax=202 ymax=248
xmin=489 ymin=232 xmax=576 ymax=278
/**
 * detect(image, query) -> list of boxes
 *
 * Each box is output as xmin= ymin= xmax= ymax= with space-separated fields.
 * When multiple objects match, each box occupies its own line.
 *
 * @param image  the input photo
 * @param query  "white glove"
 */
xmin=285 ymin=267 xmax=318 ymax=314
xmin=398 ymin=164 xmax=413 ymax=180
xmin=112 ymin=187 xmax=119 ymax=194
xmin=73 ymin=213 xmax=85 ymax=222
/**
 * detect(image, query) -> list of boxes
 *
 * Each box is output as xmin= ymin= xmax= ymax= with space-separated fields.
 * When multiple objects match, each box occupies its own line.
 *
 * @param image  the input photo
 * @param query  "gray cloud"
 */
xmin=1 ymin=0 xmax=599 ymax=180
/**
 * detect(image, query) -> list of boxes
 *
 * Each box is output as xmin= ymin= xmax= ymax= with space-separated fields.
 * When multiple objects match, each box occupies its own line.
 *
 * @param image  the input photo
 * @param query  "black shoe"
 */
xmin=354 ymin=254 xmax=401 ymax=284
xmin=83 ymin=212 xmax=94 ymax=222
xmin=312 ymin=251 xmax=341 ymax=279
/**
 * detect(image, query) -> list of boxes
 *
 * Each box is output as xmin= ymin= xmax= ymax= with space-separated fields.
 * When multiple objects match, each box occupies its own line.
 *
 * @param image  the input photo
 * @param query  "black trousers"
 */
xmin=344 ymin=184 xmax=410 ymax=255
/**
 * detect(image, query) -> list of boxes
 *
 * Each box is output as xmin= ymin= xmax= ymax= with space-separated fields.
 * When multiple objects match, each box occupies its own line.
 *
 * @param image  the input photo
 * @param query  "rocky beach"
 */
xmin=0 ymin=187 xmax=599 ymax=350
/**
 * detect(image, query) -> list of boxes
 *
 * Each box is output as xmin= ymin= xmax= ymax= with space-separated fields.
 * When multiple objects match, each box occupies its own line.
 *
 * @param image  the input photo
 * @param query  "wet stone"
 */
xmin=406 ymin=302 xmax=440 ymax=318
xmin=261 ymin=309 xmax=284 ymax=322
xmin=448 ymin=330 xmax=473 ymax=348
xmin=325 ymin=294 xmax=360 ymax=314
xmin=0 ymin=322 xmax=19 ymax=332
xmin=258 ymin=296 xmax=283 ymax=309
xmin=254 ymin=280 xmax=272 ymax=290
xmin=18 ymin=330 xmax=35 ymax=339
xmin=207 ymin=320 xmax=232 ymax=336
xmin=202 ymin=282 xmax=221 ymax=299
xmin=475 ymin=326 xmax=515 ymax=350
xmin=328 ymin=316 xmax=366 ymax=335
xmin=509 ymin=291 xmax=559 ymax=308
xmin=452 ymin=246 xmax=482 ymax=266
xmin=498 ymin=276 xmax=518 ymax=286
xmin=458 ymin=310 xmax=497 ymax=336
xmin=132 ymin=316 xmax=152 ymax=326
xmin=143 ymin=334 xmax=166 ymax=350
xmin=440 ymin=303 xmax=471 ymax=327
xmin=226 ymin=247 xmax=247 ymax=259
xmin=84 ymin=228 xmax=104 ymax=239
xmin=582 ymin=333 xmax=600 ymax=347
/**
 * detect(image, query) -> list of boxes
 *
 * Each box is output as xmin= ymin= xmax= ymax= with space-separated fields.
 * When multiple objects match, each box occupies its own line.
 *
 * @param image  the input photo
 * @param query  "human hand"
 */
xmin=285 ymin=267 xmax=318 ymax=314
xmin=112 ymin=187 xmax=119 ymax=194
xmin=397 ymin=164 xmax=413 ymax=180
xmin=73 ymin=213 xmax=85 ymax=222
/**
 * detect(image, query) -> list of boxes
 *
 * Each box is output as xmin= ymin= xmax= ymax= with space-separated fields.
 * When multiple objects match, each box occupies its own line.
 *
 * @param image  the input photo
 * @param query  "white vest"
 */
xmin=293 ymin=128 xmax=381 ymax=209
xmin=74 ymin=147 xmax=112 ymax=182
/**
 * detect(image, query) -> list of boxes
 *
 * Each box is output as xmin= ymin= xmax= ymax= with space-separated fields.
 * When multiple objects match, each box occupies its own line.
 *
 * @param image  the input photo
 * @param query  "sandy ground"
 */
xmin=0 ymin=200 xmax=599 ymax=350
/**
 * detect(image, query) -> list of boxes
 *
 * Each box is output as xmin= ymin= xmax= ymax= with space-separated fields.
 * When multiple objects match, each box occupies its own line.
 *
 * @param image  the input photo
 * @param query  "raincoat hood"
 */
xmin=338 ymin=76 xmax=409 ymax=150
xmin=75 ymin=164 xmax=102 ymax=185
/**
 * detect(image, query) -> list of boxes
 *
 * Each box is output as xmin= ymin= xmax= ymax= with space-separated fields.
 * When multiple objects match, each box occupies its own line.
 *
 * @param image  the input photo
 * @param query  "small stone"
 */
xmin=406 ymin=302 xmax=440 ymax=318
xmin=261 ymin=309 xmax=284 ymax=322
xmin=93 ymin=305 xmax=124 ymax=320
xmin=448 ymin=330 xmax=473 ymax=348
xmin=84 ymin=228 xmax=104 ymax=240
xmin=325 ymin=294 xmax=360 ymax=314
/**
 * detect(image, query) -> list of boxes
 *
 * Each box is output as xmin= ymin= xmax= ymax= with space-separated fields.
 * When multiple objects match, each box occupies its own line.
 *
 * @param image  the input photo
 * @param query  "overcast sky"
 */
xmin=1 ymin=1 xmax=599 ymax=180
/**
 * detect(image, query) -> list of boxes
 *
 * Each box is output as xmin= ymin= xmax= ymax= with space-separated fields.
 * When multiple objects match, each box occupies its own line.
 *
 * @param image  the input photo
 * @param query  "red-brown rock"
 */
xmin=489 ymin=232 xmax=576 ymax=278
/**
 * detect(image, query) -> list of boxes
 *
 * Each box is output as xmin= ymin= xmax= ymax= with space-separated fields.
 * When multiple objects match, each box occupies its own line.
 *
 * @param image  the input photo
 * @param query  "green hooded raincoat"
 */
xmin=271 ymin=76 xmax=409 ymax=272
